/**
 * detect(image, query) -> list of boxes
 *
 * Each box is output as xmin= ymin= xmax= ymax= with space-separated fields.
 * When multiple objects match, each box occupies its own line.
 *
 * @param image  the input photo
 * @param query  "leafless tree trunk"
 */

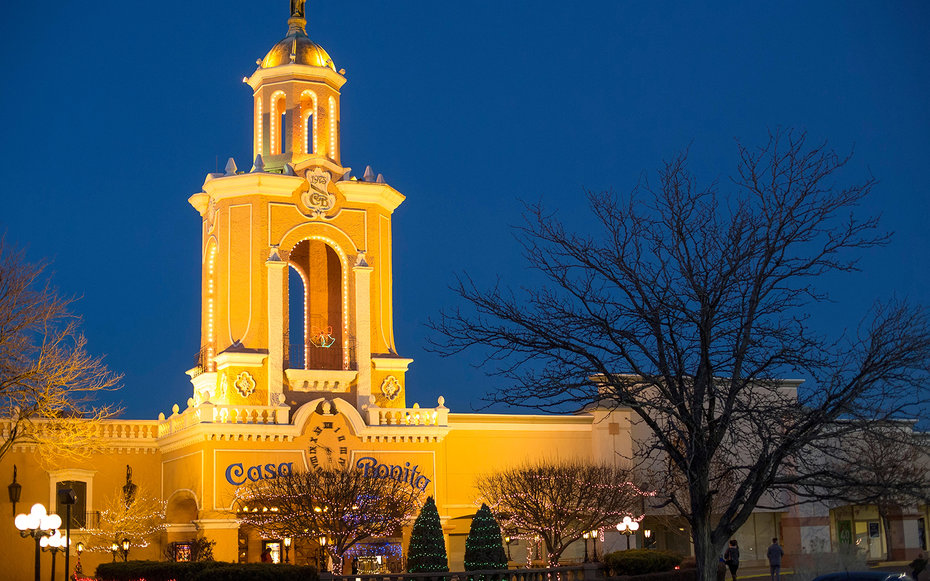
xmin=0 ymin=238 xmax=121 ymax=464
xmin=430 ymin=129 xmax=930 ymax=581
xmin=477 ymin=460 xmax=643 ymax=566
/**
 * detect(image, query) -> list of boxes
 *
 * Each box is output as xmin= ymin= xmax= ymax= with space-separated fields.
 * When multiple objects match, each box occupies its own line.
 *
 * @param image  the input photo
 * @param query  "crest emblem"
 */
xmin=380 ymin=376 xmax=401 ymax=401
xmin=234 ymin=372 xmax=256 ymax=397
xmin=301 ymin=168 xmax=336 ymax=218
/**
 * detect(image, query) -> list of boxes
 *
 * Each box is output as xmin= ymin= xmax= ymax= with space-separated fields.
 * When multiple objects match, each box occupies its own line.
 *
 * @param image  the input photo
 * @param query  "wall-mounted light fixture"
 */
xmin=8 ymin=465 xmax=22 ymax=514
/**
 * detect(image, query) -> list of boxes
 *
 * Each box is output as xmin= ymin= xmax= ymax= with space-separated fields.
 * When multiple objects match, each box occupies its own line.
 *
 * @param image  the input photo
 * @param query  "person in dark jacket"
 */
xmin=724 ymin=539 xmax=740 ymax=581
xmin=767 ymin=538 xmax=784 ymax=581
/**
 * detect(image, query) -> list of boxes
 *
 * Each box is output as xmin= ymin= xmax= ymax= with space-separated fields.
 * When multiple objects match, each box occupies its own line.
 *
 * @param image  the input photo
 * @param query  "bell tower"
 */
xmin=186 ymin=1 xmax=415 ymax=423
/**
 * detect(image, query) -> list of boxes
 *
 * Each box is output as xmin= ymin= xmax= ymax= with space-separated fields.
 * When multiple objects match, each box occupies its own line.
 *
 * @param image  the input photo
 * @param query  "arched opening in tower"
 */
xmin=300 ymin=90 xmax=317 ymax=155
xmin=287 ymin=239 xmax=343 ymax=370
xmin=271 ymin=92 xmax=287 ymax=155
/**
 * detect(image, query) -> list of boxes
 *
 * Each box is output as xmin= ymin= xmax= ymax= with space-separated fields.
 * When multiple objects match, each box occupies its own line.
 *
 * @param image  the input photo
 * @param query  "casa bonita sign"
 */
xmin=224 ymin=457 xmax=431 ymax=492
xmin=355 ymin=457 xmax=431 ymax=492
xmin=225 ymin=462 xmax=295 ymax=486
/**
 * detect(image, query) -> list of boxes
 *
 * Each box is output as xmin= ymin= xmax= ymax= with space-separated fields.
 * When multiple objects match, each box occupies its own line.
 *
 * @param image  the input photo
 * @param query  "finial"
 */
xmin=290 ymin=0 xmax=305 ymax=18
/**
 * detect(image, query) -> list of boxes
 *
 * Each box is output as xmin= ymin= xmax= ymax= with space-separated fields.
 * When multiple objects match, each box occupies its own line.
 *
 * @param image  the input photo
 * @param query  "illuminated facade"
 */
xmin=1 ymin=4 xmax=927 ymax=580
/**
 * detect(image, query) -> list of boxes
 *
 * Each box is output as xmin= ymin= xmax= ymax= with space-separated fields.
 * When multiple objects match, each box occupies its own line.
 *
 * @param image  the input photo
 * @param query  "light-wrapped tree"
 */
xmin=90 ymin=467 xmax=166 ymax=556
xmin=407 ymin=496 xmax=449 ymax=573
xmin=478 ymin=460 xmax=642 ymax=566
xmin=237 ymin=463 xmax=421 ymax=573
xmin=464 ymin=503 xmax=508 ymax=573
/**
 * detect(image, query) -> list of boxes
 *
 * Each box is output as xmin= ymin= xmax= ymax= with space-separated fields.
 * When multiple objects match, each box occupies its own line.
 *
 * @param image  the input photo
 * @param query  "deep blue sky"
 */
xmin=1 ymin=2 xmax=928 ymax=420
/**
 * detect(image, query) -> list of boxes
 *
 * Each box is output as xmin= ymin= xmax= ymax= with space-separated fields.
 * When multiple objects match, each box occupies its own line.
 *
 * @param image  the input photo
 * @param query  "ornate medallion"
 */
xmin=234 ymin=371 xmax=256 ymax=397
xmin=380 ymin=376 xmax=401 ymax=401
xmin=301 ymin=167 xmax=336 ymax=218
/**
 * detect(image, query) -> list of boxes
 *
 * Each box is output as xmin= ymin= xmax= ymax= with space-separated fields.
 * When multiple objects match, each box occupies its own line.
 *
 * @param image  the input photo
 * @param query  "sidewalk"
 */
xmin=734 ymin=560 xmax=915 ymax=580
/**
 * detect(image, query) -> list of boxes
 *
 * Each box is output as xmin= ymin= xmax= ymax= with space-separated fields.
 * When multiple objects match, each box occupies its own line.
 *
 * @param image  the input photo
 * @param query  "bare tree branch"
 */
xmin=429 ymin=129 xmax=930 ymax=581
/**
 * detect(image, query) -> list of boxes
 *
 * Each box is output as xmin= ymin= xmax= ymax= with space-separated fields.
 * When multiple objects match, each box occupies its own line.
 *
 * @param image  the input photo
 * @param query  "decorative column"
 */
xmin=266 ymin=246 xmax=289 ymax=422
xmin=353 ymin=252 xmax=373 ymax=409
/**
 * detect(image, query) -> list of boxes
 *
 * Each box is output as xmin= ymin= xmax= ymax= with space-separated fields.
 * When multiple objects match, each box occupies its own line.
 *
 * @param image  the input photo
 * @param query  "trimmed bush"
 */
xmin=408 ymin=496 xmax=449 ymax=572
xmin=192 ymin=563 xmax=319 ymax=581
xmin=95 ymin=561 xmax=319 ymax=581
xmin=604 ymin=549 xmax=684 ymax=576
xmin=464 ymin=503 xmax=508 ymax=572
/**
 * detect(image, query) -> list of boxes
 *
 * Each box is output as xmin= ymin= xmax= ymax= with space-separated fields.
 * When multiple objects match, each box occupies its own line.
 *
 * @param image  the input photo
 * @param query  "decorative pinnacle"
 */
xmin=287 ymin=0 xmax=307 ymax=33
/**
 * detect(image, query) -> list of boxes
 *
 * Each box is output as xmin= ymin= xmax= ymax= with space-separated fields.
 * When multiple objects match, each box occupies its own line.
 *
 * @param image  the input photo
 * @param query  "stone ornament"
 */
xmin=380 ymin=376 xmax=401 ymax=401
xmin=301 ymin=167 xmax=336 ymax=218
xmin=218 ymin=372 xmax=229 ymax=400
xmin=234 ymin=372 xmax=256 ymax=397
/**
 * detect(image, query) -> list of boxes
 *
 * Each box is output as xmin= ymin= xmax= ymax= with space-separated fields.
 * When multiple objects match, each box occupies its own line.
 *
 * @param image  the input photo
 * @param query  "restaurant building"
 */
xmin=1 ymin=3 xmax=926 ymax=579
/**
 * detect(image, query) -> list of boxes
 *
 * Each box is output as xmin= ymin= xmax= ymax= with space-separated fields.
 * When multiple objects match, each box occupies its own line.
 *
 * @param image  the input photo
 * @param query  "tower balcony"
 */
xmin=284 ymin=340 xmax=357 ymax=393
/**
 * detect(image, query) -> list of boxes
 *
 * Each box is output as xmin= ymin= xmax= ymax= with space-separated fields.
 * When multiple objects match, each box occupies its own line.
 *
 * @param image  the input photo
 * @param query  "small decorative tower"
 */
xmin=186 ymin=1 xmax=414 ymax=423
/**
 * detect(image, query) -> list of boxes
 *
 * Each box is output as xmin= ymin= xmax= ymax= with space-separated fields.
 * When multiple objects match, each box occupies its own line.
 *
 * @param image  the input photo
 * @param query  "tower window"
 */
xmin=287 ymin=239 xmax=347 ymax=370
xmin=300 ymin=90 xmax=318 ymax=155
xmin=270 ymin=91 xmax=287 ymax=155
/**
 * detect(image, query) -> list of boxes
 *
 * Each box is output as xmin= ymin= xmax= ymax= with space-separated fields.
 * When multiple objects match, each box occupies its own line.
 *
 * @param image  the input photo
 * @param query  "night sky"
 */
xmin=1 ymin=2 xmax=928 ymax=420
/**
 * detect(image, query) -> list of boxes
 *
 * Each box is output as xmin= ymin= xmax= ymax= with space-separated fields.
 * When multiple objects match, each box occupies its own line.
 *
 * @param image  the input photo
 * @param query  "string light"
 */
xmin=255 ymin=96 xmax=262 ymax=156
xmin=329 ymin=96 xmax=336 ymax=160
xmin=407 ymin=497 xmax=448 ymax=573
xmin=206 ymin=242 xmax=217 ymax=371
xmin=270 ymin=90 xmax=286 ymax=155
xmin=464 ymin=503 xmax=507 ymax=572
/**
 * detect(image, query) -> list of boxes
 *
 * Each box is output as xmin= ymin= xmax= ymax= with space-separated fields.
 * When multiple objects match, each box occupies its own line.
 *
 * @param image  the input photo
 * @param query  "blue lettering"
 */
xmin=354 ymin=456 xmax=430 ymax=492
xmin=225 ymin=463 xmax=246 ymax=486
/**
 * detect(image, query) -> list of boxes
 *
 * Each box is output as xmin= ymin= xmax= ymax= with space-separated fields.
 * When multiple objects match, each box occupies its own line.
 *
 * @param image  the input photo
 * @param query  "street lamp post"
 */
xmin=503 ymin=536 xmax=512 ymax=562
xmin=74 ymin=542 xmax=85 ymax=579
xmin=318 ymin=535 xmax=328 ymax=573
xmin=582 ymin=531 xmax=590 ymax=562
xmin=590 ymin=529 xmax=599 ymax=561
xmin=616 ymin=516 xmax=640 ymax=551
xmin=58 ymin=488 xmax=76 ymax=581
xmin=40 ymin=531 xmax=68 ymax=581
xmin=14 ymin=503 xmax=62 ymax=581
xmin=283 ymin=536 xmax=292 ymax=564
xmin=111 ymin=542 xmax=119 ymax=562
xmin=121 ymin=538 xmax=130 ymax=562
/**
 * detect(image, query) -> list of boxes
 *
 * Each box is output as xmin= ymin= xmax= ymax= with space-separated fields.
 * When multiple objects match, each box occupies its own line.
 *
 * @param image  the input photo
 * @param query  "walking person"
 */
xmin=724 ymin=539 xmax=740 ymax=581
xmin=767 ymin=538 xmax=784 ymax=581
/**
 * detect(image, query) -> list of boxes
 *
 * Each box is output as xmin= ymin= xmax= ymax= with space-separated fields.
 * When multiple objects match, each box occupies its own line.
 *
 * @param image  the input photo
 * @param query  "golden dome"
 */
xmin=260 ymin=17 xmax=335 ymax=71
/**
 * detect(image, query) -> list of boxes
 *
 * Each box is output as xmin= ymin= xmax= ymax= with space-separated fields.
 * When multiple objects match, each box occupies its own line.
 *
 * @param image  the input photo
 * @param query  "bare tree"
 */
xmin=431 ymin=130 xmax=930 ymax=581
xmin=477 ymin=460 xmax=643 ymax=566
xmin=236 ymin=464 xmax=422 ymax=573
xmin=0 ymin=239 xmax=121 ymax=463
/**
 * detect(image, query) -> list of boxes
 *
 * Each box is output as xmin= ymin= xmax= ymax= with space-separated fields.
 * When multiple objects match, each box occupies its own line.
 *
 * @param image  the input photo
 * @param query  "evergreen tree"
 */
xmin=464 ymin=503 xmax=508 ymax=572
xmin=407 ymin=496 xmax=448 ymax=572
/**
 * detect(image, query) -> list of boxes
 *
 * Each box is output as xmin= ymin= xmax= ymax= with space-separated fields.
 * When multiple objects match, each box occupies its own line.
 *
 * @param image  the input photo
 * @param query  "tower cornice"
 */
xmin=335 ymin=181 xmax=406 ymax=214
xmin=247 ymin=64 xmax=346 ymax=92
xmin=196 ymin=173 xmax=306 ymax=203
